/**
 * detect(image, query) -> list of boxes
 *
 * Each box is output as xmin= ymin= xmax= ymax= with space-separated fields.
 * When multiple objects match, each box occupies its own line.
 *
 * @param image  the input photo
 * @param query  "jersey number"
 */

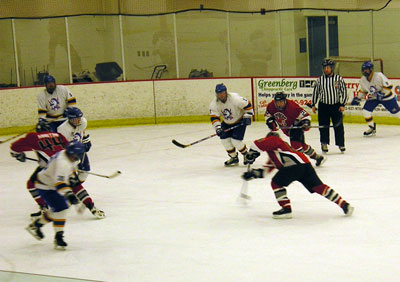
xmin=38 ymin=136 xmax=64 ymax=151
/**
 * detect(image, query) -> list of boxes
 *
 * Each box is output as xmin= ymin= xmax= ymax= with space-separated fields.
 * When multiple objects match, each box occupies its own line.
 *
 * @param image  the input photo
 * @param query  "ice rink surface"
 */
xmin=0 ymin=122 xmax=399 ymax=282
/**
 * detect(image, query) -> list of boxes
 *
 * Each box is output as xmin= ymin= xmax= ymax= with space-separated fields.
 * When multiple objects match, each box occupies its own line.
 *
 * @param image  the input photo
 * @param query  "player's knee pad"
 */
xmin=231 ymin=139 xmax=245 ymax=150
xmin=362 ymin=109 xmax=373 ymax=118
xmin=221 ymin=138 xmax=234 ymax=151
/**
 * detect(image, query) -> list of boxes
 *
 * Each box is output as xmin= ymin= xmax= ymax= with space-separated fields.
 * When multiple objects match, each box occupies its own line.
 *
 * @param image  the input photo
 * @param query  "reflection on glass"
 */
xmin=373 ymin=8 xmax=400 ymax=77
xmin=123 ymin=15 xmax=176 ymax=80
xmin=68 ymin=16 xmax=123 ymax=83
xmin=15 ymin=18 xmax=69 ymax=86
xmin=230 ymin=13 xmax=279 ymax=77
xmin=0 ymin=20 xmax=16 ymax=87
xmin=176 ymin=11 xmax=228 ymax=78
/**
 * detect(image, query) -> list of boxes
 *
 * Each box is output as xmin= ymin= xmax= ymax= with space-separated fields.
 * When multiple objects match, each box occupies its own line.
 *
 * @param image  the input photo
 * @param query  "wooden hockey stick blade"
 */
xmin=171 ymin=139 xmax=189 ymax=148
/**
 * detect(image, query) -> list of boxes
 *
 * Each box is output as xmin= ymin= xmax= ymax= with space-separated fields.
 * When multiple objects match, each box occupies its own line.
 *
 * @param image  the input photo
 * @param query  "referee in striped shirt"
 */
xmin=312 ymin=59 xmax=348 ymax=153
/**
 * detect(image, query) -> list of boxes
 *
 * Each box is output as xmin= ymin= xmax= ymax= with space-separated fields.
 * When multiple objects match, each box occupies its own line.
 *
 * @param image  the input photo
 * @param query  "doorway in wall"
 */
xmin=308 ymin=16 xmax=338 ymax=76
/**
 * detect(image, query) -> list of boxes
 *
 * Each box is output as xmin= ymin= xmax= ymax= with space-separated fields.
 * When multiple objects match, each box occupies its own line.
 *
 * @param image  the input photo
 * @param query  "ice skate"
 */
xmin=91 ymin=206 xmax=106 ymax=219
xmin=363 ymin=123 xmax=376 ymax=136
xmin=224 ymin=154 xmax=239 ymax=167
xmin=339 ymin=146 xmax=346 ymax=153
xmin=272 ymin=207 xmax=292 ymax=219
xmin=321 ymin=143 xmax=328 ymax=153
xmin=342 ymin=203 xmax=354 ymax=217
xmin=25 ymin=219 xmax=44 ymax=240
xmin=54 ymin=231 xmax=67 ymax=250
xmin=315 ymin=154 xmax=326 ymax=167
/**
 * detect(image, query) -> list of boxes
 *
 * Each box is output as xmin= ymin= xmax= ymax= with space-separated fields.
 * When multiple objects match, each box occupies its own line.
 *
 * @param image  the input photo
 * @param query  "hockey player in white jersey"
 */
xmin=25 ymin=141 xmax=85 ymax=250
xmin=209 ymin=83 xmax=254 ymax=166
xmin=58 ymin=107 xmax=105 ymax=219
xmin=351 ymin=62 xmax=400 ymax=136
xmin=37 ymin=75 xmax=77 ymax=132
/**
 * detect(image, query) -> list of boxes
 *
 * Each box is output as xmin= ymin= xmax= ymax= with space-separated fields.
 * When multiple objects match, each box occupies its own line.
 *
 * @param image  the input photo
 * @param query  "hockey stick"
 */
xmin=24 ymin=157 xmax=121 ymax=179
xmin=172 ymin=123 xmax=244 ymax=148
xmin=0 ymin=127 xmax=35 ymax=144
xmin=279 ymin=118 xmax=343 ymax=130
xmin=238 ymin=164 xmax=251 ymax=200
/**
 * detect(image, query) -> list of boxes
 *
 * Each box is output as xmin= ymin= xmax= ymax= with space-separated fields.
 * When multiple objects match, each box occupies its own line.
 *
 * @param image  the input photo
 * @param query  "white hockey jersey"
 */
xmin=209 ymin=92 xmax=253 ymax=128
xmin=36 ymin=150 xmax=79 ymax=195
xmin=57 ymin=117 xmax=87 ymax=142
xmin=38 ymin=85 xmax=77 ymax=122
xmin=358 ymin=72 xmax=394 ymax=101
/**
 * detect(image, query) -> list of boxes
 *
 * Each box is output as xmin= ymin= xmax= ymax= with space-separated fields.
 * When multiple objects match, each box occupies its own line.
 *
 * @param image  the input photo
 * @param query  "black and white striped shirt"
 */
xmin=312 ymin=74 xmax=347 ymax=106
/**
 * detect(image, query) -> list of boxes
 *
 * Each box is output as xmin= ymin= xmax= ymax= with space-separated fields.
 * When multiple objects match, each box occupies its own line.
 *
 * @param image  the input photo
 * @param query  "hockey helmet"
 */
xmin=215 ymin=83 xmax=227 ymax=94
xmin=36 ymin=119 xmax=51 ymax=133
xmin=361 ymin=61 xmax=373 ymax=77
xmin=44 ymin=75 xmax=56 ymax=94
xmin=43 ymin=75 xmax=56 ymax=84
xmin=66 ymin=107 xmax=83 ymax=126
xmin=274 ymin=92 xmax=287 ymax=110
xmin=322 ymin=59 xmax=335 ymax=68
xmin=66 ymin=141 xmax=85 ymax=161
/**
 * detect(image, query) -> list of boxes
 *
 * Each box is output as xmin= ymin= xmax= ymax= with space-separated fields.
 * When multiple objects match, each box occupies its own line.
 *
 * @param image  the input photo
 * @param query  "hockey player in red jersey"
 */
xmin=265 ymin=92 xmax=325 ymax=166
xmin=242 ymin=131 xmax=354 ymax=219
xmin=10 ymin=120 xmax=69 ymax=217
xmin=10 ymin=119 xmax=104 ymax=220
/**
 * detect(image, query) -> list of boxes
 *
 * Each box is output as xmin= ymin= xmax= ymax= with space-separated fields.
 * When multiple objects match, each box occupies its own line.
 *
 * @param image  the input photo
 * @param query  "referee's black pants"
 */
xmin=317 ymin=102 xmax=345 ymax=147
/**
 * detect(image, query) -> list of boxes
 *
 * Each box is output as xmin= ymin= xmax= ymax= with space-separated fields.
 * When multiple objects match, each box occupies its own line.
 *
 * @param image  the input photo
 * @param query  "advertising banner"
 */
xmin=255 ymin=77 xmax=400 ymax=117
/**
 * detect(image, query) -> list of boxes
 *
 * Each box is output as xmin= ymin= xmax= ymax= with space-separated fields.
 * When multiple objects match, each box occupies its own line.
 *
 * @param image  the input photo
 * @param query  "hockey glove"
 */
xmin=351 ymin=97 xmax=361 ymax=106
xmin=298 ymin=119 xmax=311 ymax=131
xmin=244 ymin=149 xmax=260 ymax=165
xmin=266 ymin=117 xmax=278 ymax=131
xmin=82 ymin=135 xmax=92 ymax=152
xmin=10 ymin=152 xmax=26 ymax=162
xmin=65 ymin=191 xmax=79 ymax=205
xmin=242 ymin=113 xmax=252 ymax=126
xmin=215 ymin=125 xmax=223 ymax=137
xmin=69 ymin=175 xmax=81 ymax=188
xmin=242 ymin=168 xmax=264 ymax=181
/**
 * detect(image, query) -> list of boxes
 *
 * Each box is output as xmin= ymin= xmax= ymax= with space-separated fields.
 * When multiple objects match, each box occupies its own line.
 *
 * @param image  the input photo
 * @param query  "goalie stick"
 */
xmin=0 ymin=127 xmax=35 ymax=144
xmin=24 ymin=157 xmax=121 ymax=179
xmin=172 ymin=123 xmax=243 ymax=148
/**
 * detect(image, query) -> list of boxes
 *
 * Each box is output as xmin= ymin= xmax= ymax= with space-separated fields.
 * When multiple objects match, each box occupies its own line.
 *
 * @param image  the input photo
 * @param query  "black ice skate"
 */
xmin=321 ymin=144 xmax=328 ymax=153
xmin=224 ymin=154 xmax=239 ymax=167
xmin=272 ymin=207 xmax=292 ymax=219
xmin=54 ymin=231 xmax=67 ymax=250
xmin=315 ymin=154 xmax=326 ymax=167
xmin=25 ymin=219 xmax=44 ymax=240
xmin=339 ymin=146 xmax=346 ymax=153
xmin=363 ymin=123 xmax=376 ymax=136
xmin=342 ymin=203 xmax=354 ymax=217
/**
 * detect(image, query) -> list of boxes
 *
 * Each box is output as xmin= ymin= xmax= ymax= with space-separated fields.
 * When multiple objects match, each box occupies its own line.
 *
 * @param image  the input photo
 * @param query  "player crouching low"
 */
xmin=209 ymin=83 xmax=254 ymax=166
xmin=242 ymin=132 xmax=354 ymax=219
xmin=25 ymin=141 xmax=86 ymax=250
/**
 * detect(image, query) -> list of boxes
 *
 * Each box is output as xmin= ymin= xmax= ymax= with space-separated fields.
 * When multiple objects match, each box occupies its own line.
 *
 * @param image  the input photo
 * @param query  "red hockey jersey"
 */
xmin=253 ymin=135 xmax=310 ymax=169
xmin=11 ymin=132 xmax=69 ymax=166
xmin=264 ymin=100 xmax=310 ymax=136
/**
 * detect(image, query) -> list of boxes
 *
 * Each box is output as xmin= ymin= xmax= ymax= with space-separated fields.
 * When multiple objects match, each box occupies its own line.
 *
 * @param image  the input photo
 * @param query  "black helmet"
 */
xmin=322 ymin=59 xmax=335 ymax=70
xmin=274 ymin=92 xmax=287 ymax=102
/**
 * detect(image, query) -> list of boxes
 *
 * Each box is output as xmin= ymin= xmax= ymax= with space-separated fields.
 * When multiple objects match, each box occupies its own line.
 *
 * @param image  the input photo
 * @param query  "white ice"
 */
xmin=0 ymin=122 xmax=399 ymax=282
